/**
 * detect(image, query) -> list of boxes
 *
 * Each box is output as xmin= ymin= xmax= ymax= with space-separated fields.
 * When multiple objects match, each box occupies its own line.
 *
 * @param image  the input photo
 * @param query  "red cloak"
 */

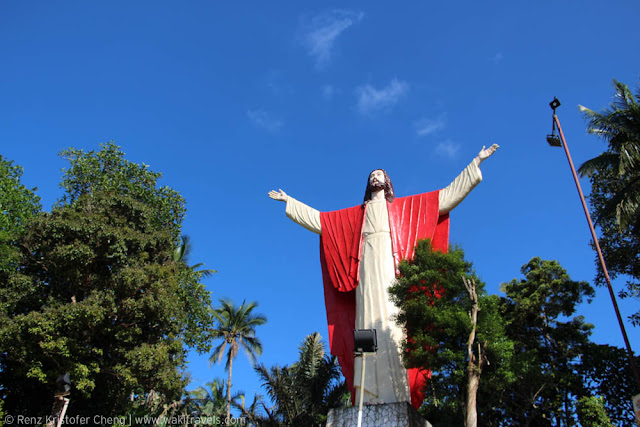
xmin=318 ymin=190 xmax=449 ymax=409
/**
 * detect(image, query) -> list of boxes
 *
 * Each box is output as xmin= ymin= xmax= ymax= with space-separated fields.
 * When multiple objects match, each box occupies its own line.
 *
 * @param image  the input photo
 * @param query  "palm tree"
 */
xmin=255 ymin=333 xmax=350 ymax=426
xmin=254 ymin=363 xmax=299 ymax=423
xmin=293 ymin=332 xmax=350 ymax=423
xmin=209 ymin=299 xmax=266 ymax=421
xmin=236 ymin=393 xmax=279 ymax=426
xmin=186 ymin=378 xmax=245 ymax=420
xmin=578 ymin=79 xmax=640 ymax=230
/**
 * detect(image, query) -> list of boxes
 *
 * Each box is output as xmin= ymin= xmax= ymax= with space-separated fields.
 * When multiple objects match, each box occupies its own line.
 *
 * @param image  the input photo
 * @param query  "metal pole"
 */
xmin=56 ymin=398 xmax=70 ymax=427
xmin=554 ymin=114 xmax=640 ymax=392
xmin=357 ymin=354 xmax=366 ymax=427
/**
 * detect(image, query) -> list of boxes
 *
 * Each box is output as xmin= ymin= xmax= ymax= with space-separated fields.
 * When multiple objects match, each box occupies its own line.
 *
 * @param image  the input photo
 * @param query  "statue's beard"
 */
xmin=370 ymin=181 xmax=386 ymax=191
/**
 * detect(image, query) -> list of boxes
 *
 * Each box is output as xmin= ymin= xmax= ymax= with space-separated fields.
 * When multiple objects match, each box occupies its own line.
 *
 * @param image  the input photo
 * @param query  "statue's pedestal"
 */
xmin=326 ymin=402 xmax=432 ymax=427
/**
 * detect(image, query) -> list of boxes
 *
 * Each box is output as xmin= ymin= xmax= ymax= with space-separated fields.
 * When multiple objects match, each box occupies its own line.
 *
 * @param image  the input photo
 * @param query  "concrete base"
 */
xmin=326 ymin=402 xmax=432 ymax=427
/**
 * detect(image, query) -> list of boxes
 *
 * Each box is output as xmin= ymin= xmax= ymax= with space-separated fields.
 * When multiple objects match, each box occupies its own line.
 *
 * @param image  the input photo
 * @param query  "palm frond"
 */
xmin=241 ymin=335 xmax=264 ymax=364
xmin=580 ymin=79 xmax=640 ymax=230
xmin=173 ymin=235 xmax=192 ymax=263
xmin=187 ymin=386 xmax=209 ymax=401
xmin=296 ymin=332 xmax=325 ymax=379
xmin=208 ymin=340 xmax=227 ymax=366
xmin=578 ymin=152 xmax=620 ymax=177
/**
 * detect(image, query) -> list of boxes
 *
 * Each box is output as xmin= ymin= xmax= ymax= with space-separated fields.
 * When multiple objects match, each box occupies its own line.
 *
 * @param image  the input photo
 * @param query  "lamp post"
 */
xmin=546 ymin=97 xmax=640 ymax=393
xmin=354 ymin=329 xmax=377 ymax=427
xmin=46 ymin=373 xmax=71 ymax=427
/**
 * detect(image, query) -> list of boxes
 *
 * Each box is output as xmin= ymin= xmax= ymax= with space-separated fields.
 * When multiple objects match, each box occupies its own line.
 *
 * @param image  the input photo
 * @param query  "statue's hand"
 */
xmin=268 ymin=189 xmax=289 ymax=202
xmin=476 ymin=143 xmax=499 ymax=164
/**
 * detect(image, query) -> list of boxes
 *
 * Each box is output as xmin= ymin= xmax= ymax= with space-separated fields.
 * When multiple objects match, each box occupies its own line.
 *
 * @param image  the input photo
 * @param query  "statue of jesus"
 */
xmin=268 ymin=144 xmax=498 ymax=409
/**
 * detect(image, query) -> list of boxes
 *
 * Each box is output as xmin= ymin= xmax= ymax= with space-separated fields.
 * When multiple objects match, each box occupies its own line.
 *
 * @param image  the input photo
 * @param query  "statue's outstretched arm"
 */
xmin=268 ymin=189 xmax=321 ymax=234
xmin=439 ymin=144 xmax=499 ymax=214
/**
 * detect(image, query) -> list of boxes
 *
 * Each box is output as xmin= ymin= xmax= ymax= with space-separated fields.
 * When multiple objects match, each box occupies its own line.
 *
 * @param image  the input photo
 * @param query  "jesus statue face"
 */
xmin=369 ymin=170 xmax=386 ymax=190
xmin=363 ymin=169 xmax=395 ymax=204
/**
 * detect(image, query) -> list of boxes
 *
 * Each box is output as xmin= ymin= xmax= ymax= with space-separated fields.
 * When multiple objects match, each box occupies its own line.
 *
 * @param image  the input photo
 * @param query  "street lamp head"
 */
xmin=546 ymin=134 xmax=562 ymax=147
xmin=55 ymin=372 xmax=71 ymax=397
xmin=547 ymin=97 xmax=563 ymax=147
xmin=354 ymin=329 xmax=377 ymax=354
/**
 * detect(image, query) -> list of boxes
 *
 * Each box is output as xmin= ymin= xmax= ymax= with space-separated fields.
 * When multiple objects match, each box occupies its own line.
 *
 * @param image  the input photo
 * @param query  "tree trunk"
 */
xmin=463 ymin=276 xmax=481 ymax=427
xmin=466 ymin=371 xmax=480 ymax=427
xmin=226 ymin=355 xmax=234 ymax=422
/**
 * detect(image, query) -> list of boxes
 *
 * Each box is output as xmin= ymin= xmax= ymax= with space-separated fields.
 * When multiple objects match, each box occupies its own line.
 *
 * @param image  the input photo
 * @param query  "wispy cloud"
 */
xmin=435 ymin=140 xmax=460 ymax=158
xmin=300 ymin=9 xmax=363 ymax=69
xmin=247 ymin=109 xmax=283 ymax=132
xmin=415 ymin=114 xmax=446 ymax=136
xmin=355 ymin=79 xmax=409 ymax=115
xmin=493 ymin=52 xmax=504 ymax=63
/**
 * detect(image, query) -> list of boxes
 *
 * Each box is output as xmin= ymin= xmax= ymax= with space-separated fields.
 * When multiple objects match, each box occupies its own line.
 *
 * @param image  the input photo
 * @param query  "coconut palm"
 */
xmin=578 ymin=80 xmax=640 ymax=230
xmin=209 ymin=299 xmax=266 ymax=421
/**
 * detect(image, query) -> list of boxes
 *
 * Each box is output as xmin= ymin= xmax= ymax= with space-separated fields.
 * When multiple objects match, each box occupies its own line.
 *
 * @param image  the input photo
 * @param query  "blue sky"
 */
xmin=2 ymin=0 xmax=640 ymax=408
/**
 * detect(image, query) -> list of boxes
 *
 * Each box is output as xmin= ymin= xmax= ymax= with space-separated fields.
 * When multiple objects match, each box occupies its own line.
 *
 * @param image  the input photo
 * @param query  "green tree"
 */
xmin=496 ymin=258 xmax=595 ymax=426
xmin=575 ymin=396 xmax=613 ymax=427
xmin=0 ymin=156 xmax=42 ymax=378
xmin=254 ymin=332 xmax=349 ymax=426
xmin=578 ymin=79 xmax=640 ymax=324
xmin=389 ymin=240 xmax=513 ymax=427
xmin=0 ymin=143 xmax=214 ymax=416
xmin=0 ymin=154 xmax=40 ymax=275
xmin=586 ymin=164 xmax=640 ymax=325
xmin=210 ymin=299 xmax=266 ymax=422
xmin=578 ymin=343 xmax=638 ymax=426
xmin=0 ymin=155 xmax=65 ymax=414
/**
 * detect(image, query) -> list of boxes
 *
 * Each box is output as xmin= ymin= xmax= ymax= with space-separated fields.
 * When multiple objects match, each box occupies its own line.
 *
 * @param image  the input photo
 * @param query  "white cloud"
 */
xmin=247 ymin=109 xmax=283 ymax=132
xmin=301 ymin=9 xmax=363 ymax=69
xmin=355 ymin=78 xmax=409 ymax=115
xmin=435 ymin=140 xmax=460 ymax=158
xmin=415 ymin=114 xmax=446 ymax=136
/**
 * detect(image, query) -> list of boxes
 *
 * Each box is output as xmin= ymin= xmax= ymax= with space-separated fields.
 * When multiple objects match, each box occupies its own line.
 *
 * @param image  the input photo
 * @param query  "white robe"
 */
xmin=284 ymin=160 xmax=482 ymax=404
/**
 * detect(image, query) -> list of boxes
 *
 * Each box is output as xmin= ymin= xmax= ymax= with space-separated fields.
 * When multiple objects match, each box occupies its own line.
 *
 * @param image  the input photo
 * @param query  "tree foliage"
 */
xmin=494 ymin=258 xmax=596 ymax=426
xmin=389 ymin=240 xmax=513 ymax=426
xmin=578 ymin=79 xmax=640 ymax=324
xmin=254 ymin=332 xmax=350 ymax=426
xmin=0 ymin=143 xmax=214 ymax=416
xmin=578 ymin=343 xmax=639 ymax=426
xmin=575 ymin=396 xmax=613 ymax=427
xmin=388 ymin=242 xmax=635 ymax=426
xmin=0 ymin=155 xmax=41 ymax=275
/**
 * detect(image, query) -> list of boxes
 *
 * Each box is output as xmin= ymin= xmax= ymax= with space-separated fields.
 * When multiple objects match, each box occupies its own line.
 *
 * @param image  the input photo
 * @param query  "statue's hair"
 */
xmin=363 ymin=169 xmax=395 ymax=204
